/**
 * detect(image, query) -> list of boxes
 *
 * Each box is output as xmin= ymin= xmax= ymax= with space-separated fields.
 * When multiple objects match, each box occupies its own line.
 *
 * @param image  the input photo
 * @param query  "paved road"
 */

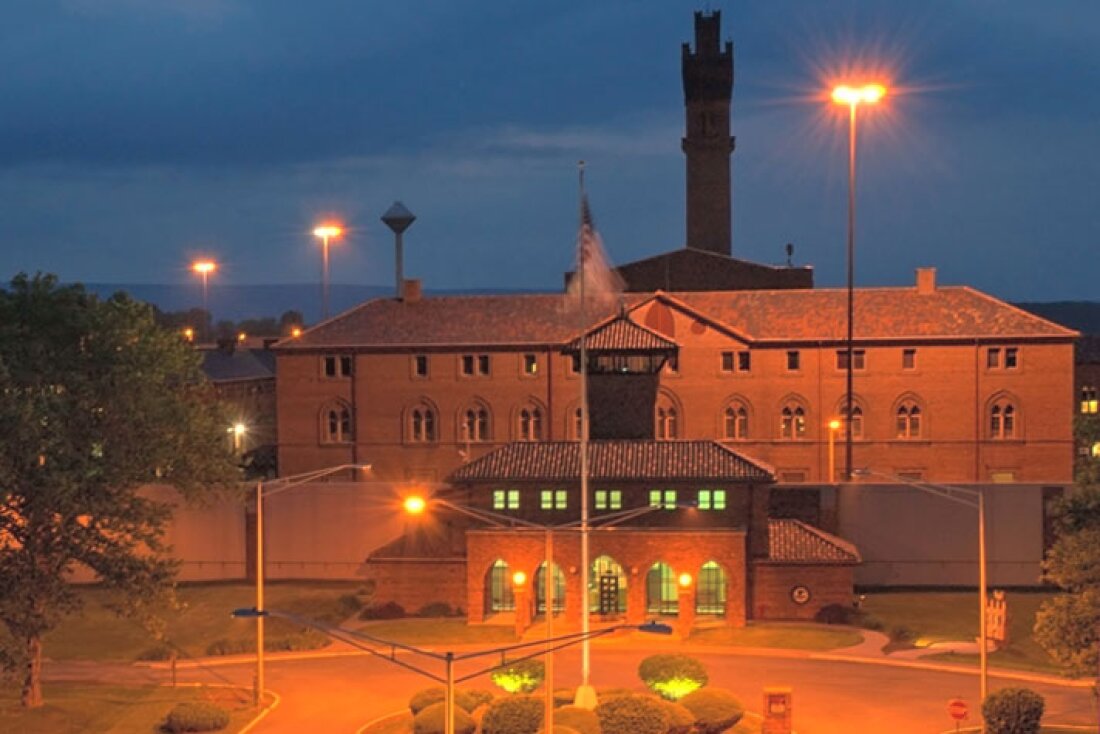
xmin=45 ymin=648 xmax=1097 ymax=733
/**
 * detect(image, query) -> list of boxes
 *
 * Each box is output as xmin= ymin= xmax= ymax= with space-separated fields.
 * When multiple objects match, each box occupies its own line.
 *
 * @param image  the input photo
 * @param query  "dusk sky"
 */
xmin=3 ymin=1 xmax=1098 ymax=301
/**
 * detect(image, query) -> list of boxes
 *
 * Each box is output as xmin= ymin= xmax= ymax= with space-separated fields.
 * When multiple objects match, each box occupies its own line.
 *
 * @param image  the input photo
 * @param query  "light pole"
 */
xmin=831 ymin=82 xmax=886 ymax=481
xmin=190 ymin=260 xmax=217 ymax=340
xmin=854 ymin=468 xmax=988 ymax=723
xmin=312 ymin=225 xmax=343 ymax=320
xmin=381 ymin=202 xmax=416 ymax=298
xmin=230 ymin=422 xmax=247 ymax=455
xmin=252 ymin=463 xmax=371 ymax=707
xmin=827 ymin=418 xmax=841 ymax=483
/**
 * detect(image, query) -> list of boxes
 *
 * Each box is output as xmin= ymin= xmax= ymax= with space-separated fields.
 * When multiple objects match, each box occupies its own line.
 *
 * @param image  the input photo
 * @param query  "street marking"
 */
xmin=356 ymin=709 xmax=407 ymax=734
xmin=237 ymin=689 xmax=281 ymax=734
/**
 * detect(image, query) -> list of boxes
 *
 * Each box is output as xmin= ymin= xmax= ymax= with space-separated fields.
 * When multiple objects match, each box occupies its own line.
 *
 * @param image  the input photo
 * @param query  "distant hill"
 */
xmin=1014 ymin=301 xmax=1100 ymax=335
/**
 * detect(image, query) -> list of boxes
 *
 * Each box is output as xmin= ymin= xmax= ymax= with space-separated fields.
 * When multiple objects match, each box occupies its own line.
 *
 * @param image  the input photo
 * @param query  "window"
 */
xmin=896 ymin=402 xmax=922 ymax=439
xmin=723 ymin=403 xmax=748 ymax=439
xmin=486 ymin=560 xmax=515 ymax=612
xmin=493 ymin=489 xmax=520 ymax=510
xmin=323 ymin=354 xmax=352 ymax=378
xmin=738 ymin=352 xmax=751 ymax=372
xmin=902 ymin=349 xmax=916 ymax=370
xmin=696 ymin=561 xmax=727 ymax=615
xmin=321 ymin=402 xmax=353 ymax=443
xmin=987 ymin=348 xmax=1001 ymax=368
xmin=518 ymin=407 xmax=543 ymax=441
xmin=409 ymin=404 xmax=437 ymax=443
xmin=697 ymin=489 xmax=727 ymax=511
xmin=523 ymin=354 xmax=538 ymax=375
xmin=990 ymin=401 xmax=1017 ymax=439
xmin=541 ymin=489 xmax=567 ymax=510
xmin=655 ymin=405 xmax=679 ymax=440
xmin=461 ymin=354 xmax=490 ymax=376
xmin=786 ymin=351 xmax=800 ymax=371
xmin=723 ymin=350 xmax=750 ymax=373
xmin=841 ymin=404 xmax=863 ymax=439
xmin=648 ymin=489 xmax=677 ymax=509
xmin=413 ymin=354 xmax=429 ymax=378
xmin=462 ymin=406 xmax=490 ymax=442
xmin=721 ymin=352 xmax=734 ymax=372
xmin=1005 ymin=347 xmax=1019 ymax=369
xmin=836 ymin=350 xmax=865 ymax=370
xmin=1081 ymin=386 xmax=1099 ymax=414
xmin=595 ymin=490 xmax=622 ymax=510
xmin=780 ymin=404 xmax=806 ymax=439
xmin=569 ymin=354 xmax=581 ymax=374
xmin=478 ymin=354 xmax=491 ymax=374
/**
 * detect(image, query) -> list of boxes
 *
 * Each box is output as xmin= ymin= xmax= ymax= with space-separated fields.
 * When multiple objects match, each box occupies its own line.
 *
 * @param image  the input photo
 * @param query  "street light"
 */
xmin=190 ymin=260 xmax=217 ymax=339
xmin=827 ymin=418 xmax=841 ymax=483
xmin=251 ymin=463 xmax=371 ymax=707
xmin=230 ymin=423 xmax=247 ymax=454
xmin=312 ymin=224 xmax=344 ymax=320
xmin=853 ymin=468 xmax=988 ymax=717
xmin=830 ymin=81 xmax=887 ymax=481
xmin=229 ymin=606 xmax=671 ymax=734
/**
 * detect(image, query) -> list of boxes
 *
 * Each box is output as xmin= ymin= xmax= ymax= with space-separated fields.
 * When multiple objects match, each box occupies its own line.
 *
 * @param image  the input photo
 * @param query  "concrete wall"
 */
xmin=837 ymin=482 xmax=1055 ymax=587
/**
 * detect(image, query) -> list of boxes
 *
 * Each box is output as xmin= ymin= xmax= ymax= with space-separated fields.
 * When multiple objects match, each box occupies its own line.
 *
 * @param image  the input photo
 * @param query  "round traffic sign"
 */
xmin=947 ymin=698 xmax=968 ymax=721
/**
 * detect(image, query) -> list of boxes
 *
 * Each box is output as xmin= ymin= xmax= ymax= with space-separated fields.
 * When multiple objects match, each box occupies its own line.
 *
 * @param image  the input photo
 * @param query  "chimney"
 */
xmin=402 ymin=278 xmax=422 ymax=303
xmin=916 ymin=267 xmax=937 ymax=295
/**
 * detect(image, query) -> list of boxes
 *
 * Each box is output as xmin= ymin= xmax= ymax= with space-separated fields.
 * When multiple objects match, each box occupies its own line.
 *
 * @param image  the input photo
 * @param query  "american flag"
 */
xmin=568 ymin=195 xmax=623 ymax=309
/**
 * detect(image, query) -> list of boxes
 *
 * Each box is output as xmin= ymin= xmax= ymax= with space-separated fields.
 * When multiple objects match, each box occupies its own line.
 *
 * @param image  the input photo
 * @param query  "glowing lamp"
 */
xmin=828 ymin=419 xmax=841 ymax=431
xmin=191 ymin=260 xmax=216 ymax=275
xmin=237 ymin=332 xmax=247 ymax=342
xmin=182 ymin=327 xmax=194 ymax=341
xmin=678 ymin=573 xmax=693 ymax=588
xmin=312 ymin=225 xmax=343 ymax=239
xmin=403 ymin=496 xmax=427 ymax=515
xmin=512 ymin=571 xmax=527 ymax=587
xmin=831 ymin=83 xmax=887 ymax=106
xmin=233 ymin=423 xmax=247 ymax=437
xmin=290 ymin=327 xmax=302 ymax=338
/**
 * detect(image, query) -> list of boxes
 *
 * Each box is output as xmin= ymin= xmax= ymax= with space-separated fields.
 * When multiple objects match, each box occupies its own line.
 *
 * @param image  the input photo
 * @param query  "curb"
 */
xmin=236 ymin=689 xmax=281 ymax=734
xmin=357 ymin=710 xmax=407 ymax=734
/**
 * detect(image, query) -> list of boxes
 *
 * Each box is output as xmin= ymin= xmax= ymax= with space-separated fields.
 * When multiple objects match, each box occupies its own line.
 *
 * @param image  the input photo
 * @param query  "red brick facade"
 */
xmin=750 ymin=564 xmax=855 ymax=621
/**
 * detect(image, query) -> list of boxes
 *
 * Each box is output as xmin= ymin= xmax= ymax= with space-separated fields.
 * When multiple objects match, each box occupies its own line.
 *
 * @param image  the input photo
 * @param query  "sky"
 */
xmin=2 ymin=0 xmax=1099 ymax=302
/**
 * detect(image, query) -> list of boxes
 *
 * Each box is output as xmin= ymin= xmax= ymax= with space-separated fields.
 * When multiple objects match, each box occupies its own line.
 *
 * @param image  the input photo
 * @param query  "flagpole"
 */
xmin=576 ymin=160 xmax=596 ymax=709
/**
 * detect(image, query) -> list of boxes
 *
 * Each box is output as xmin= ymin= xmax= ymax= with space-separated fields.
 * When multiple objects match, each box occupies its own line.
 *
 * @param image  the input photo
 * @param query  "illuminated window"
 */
xmin=697 ymin=489 xmax=727 ymax=511
xmin=655 ymin=402 xmax=679 ymax=440
xmin=780 ymin=403 xmax=807 ymax=440
xmin=462 ymin=406 xmax=490 ymax=442
xmin=595 ymin=490 xmax=622 ymax=510
xmin=648 ymin=489 xmax=677 ymax=509
xmin=990 ymin=401 xmax=1017 ymax=439
xmin=723 ymin=403 xmax=748 ymax=439
xmin=1081 ymin=386 xmax=1098 ymax=414
xmin=696 ymin=561 xmax=727 ymax=615
xmin=523 ymin=354 xmax=538 ymax=375
xmin=518 ymin=406 xmax=543 ymax=441
xmin=409 ymin=404 xmax=437 ymax=443
xmin=486 ymin=560 xmax=515 ymax=612
xmin=896 ymin=403 xmax=922 ymax=439
xmin=540 ymin=489 xmax=567 ymax=510
xmin=321 ymin=401 xmax=353 ymax=443
xmin=493 ymin=489 xmax=520 ymax=510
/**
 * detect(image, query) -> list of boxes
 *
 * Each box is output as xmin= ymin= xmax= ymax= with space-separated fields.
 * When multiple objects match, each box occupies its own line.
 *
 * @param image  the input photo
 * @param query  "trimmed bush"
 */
xmin=982 ymin=688 xmax=1045 ymax=734
xmin=418 ymin=601 xmax=455 ymax=617
xmin=163 ymin=702 xmax=230 ymax=732
xmin=490 ymin=658 xmax=546 ymax=694
xmin=637 ymin=654 xmax=709 ymax=700
xmin=660 ymin=700 xmax=695 ymax=734
xmin=595 ymin=694 xmax=670 ymax=734
xmin=409 ymin=687 xmax=493 ymax=715
xmin=679 ymin=688 xmax=744 ymax=734
xmin=554 ymin=705 xmax=601 ymax=734
xmin=413 ymin=702 xmax=476 ymax=734
xmin=464 ymin=688 xmax=495 ymax=711
xmin=482 ymin=695 xmax=544 ymax=734
xmin=359 ymin=601 xmax=406 ymax=620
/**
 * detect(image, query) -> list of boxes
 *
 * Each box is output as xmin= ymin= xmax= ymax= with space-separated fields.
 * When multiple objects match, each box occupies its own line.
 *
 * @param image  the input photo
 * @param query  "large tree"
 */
xmin=0 ymin=274 xmax=238 ymax=707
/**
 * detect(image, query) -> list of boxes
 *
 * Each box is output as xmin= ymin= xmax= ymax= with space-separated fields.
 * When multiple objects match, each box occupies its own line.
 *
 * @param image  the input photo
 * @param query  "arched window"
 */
xmin=409 ymin=403 xmax=437 ymax=443
xmin=844 ymin=405 xmax=864 ymax=439
xmin=485 ymin=559 xmax=514 ymax=613
xmin=534 ymin=562 xmax=566 ymax=614
xmin=723 ymin=402 xmax=749 ymax=440
xmin=518 ymin=406 xmax=543 ymax=441
xmin=589 ymin=555 xmax=627 ymax=614
xmin=780 ymin=402 xmax=807 ymax=440
xmin=896 ymin=402 xmax=922 ymax=439
xmin=461 ymin=404 xmax=491 ymax=442
xmin=990 ymin=400 xmax=1017 ymax=439
xmin=656 ymin=406 xmax=678 ymax=440
xmin=696 ymin=561 xmax=727 ymax=616
xmin=321 ymin=401 xmax=353 ymax=443
xmin=645 ymin=562 xmax=678 ymax=615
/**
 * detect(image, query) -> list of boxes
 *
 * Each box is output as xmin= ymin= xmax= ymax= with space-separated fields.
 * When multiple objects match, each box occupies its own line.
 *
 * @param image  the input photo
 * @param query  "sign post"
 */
xmin=947 ymin=698 xmax=968 ymax=732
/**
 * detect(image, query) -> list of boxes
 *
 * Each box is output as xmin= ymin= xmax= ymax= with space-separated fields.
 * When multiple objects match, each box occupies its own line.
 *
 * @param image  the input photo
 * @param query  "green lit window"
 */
xmin=595 ymin=490 xmax=622 ymax=510
xmin=649 ymin=489 xmax=677 ymax=510
xmin=493 ymin=490 xmax=506 ymax=510
xmin=507 ymin=490 xmax=519 ymax=509
xmin=541 ymin=489 xmax=567 ymax=510
xmin=494 ymin=489 xmax=520 ymax=510
xmin=697 ymin=489 xmax=727 ymax=511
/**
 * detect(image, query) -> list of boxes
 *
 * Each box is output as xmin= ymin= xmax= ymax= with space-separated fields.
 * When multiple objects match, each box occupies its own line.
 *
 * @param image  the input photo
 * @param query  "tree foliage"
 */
xmin=0 ymin=274 xmax=239 ymax=707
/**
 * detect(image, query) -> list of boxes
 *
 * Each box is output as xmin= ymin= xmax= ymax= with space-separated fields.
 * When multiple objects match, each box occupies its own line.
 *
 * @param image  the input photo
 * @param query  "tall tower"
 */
xmin=682 ymin=10 xmax=734 ymax=256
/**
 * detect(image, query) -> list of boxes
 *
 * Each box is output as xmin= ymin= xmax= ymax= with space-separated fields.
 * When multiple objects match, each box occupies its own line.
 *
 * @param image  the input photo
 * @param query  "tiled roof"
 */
xmin=449 ymin=440 xmax=774 ymax=483
xmin=564 ymin=312 xmax=679 ymax=352
xmin=766 ymin=519 xmax=861 ymax=565
xmin=274 ymin=285 xmax=1074 ymax=351
xmin=200 ymin=348 xmax=276 ymax=382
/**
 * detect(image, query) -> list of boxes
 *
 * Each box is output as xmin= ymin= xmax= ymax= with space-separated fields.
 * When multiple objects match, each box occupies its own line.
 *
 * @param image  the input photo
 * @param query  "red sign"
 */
xmin=947 ymin=698 xmax=969 ymax=721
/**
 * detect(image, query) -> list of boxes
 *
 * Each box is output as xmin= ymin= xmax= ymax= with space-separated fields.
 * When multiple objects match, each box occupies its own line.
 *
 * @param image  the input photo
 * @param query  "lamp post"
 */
xmin=251 ymin=463 xmax=371 ymax=707
xmin=830 ymin=83 xmax=886 ymax=480
xmin=230 ymin=423 xmax=247 ymax=455
xmin=312 ymin=225 xmax=343 ymax=320
xmin=190 ymin=260 xmax=217 ymax=340
xmin=381 ymin=202 xmax=416 ymax=298
xmin=853 ymin=468 xmax=988 ymax=724
xmin=827 ymin=418 xmax=841 ymax=483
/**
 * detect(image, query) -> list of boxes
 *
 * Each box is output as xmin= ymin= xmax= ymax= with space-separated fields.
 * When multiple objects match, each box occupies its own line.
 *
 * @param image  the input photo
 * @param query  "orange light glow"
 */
xmin=182 ymin=327 xmax=194 ymax=341
xmin=678 ymin=573 xmax=693 ymax=588
xmin=828 ymin=419 xmax=841 ymax=431
xmin=290 ymin=326 xmax=302 ymax=338
xmin=191 ymin=260 xmax=217 ymax=275
xmin=403 ymin=496 xmax=427 ymax=515
xmin=313 ymin=225 xmax=344 ymax=239
xmin=512 ymin=571 xmax=527 ymax=587
xmin=236 ymin=332 xmax=246 ymax=342
xmin=232 ymin=423 xmax=247 ymax=437
xmin=831 ymin=83 xmax=887 ymax=107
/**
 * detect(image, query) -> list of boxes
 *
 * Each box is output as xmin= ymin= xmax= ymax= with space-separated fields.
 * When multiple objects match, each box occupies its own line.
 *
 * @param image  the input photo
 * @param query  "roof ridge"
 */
xmin=787 ymin=519 xmax=863 ymax=562
xmin=961 ymin=286 xmax=1080 ymax=337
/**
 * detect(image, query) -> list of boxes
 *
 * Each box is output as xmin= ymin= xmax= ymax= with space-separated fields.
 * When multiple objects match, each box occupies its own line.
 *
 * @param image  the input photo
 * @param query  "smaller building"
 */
xmin=200 ymin=337 xmax=277 ymax=476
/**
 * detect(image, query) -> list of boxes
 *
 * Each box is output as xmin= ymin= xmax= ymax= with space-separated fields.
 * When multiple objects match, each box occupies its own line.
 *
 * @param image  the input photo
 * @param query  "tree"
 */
xmin=1076 ymin=414 xmax=1100 ymax=486
xmin=0 ymin=274 xmax=239 ymax=707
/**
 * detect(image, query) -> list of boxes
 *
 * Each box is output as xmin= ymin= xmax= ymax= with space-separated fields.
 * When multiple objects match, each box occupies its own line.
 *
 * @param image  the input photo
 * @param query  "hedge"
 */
xmin=482 ymin=694 xmax=545 ymax=734
xmin=679 ymin=688 xmax=744 ymax=734
xmin=982 ymin=688 xmax=1045 ymax=734
xmin=595 ymin=694 xmax=670 ymax=734
xmin=413 ymin=702 xmax=476 ymax=734
xmin=490 ymin=659 xmax=546 ymax=694
xmin=637 ymin=654 xmax=709 ymax=700
xmin=163 ymin=702 xmax=230 ymax=733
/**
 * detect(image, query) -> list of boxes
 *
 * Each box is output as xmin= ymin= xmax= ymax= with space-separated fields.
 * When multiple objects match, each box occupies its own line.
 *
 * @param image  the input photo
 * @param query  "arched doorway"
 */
xmin=534 ymin=562 xmax=566 ymax=614
xmin=484 ymin=559 xmax=514 ymax=615
xmin=589 ymin=555 xmax=627 ymax=615
xmin=645 ymin=562 xmax=678 ymax=615
xmin=696 ymin=561 xmax=727 ymax=616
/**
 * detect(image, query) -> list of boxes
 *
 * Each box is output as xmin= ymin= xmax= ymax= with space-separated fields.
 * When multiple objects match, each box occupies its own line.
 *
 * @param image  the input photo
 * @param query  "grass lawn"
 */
xmin=860 ymin=590 xmax=1067 ymax=674
xmin=688 ymin=622 xmax=863 ymax=650
xmin=42 ymin=580 xmax=364 ymax=662
xmin=0 ymin=682 xmax=258 ymax=734
xmin=351 ymin=618 xmax=517 ymax=645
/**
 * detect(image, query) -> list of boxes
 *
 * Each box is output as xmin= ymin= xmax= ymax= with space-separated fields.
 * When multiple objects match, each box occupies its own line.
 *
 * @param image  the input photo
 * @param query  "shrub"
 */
xmin=982 ymin=688 xmax=1045 ymax=734
xmin=482 ymin=695 xmax=544 ymax=734
xmin=490 ymin=658 xmax=546 ymax=694
xmin=889 ymin=625 xmax=916 ymax=644
xmin=679 ymin=688 xmax=744 ymax=734
xmin=413 ymin=702 xmax=476 ymax=734
xmin=660 ymin=701 xmax=695 ymax=734
xmin=204 ymin=638 xmax=251 ymax=656
xmin=595 ymin=694 xmax=670 ymax=734
xmin=359 ymin=601 xmax=406 ymax=620
xmin=409 ymin=687 xmax=492 ymax=715
xmin=338 ymin=593 xmax=364 ymax=616
xmin=137 ymin=643 xmax=174 ymax=661
xmin=265 ymin=631 xmax=329 ymax=652
xmin=163 ymin=702 xmax=230 ymax=733
xmin=418 ymin=601 xmax=456 ymax=617
xmin=554 ymin=705 xmax=601 ymax=734
xmin=637 ymin=654 xmax=709 ymax=700
xmin=463 ymin=688 xmax=495 ymax=710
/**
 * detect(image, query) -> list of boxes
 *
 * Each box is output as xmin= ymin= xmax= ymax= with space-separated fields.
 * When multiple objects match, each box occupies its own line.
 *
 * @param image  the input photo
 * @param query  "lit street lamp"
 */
xmin=312 ymin=224 xmax=344 ymax=320
xmin=230 ymin=423 xmax=247 ymax=454
xmin=827 ymin=418 xmax=841 ymax=483
xmin=830 ymin=82 xmax=886 ymax=481
xmin=190 ymin=260 xmax=217 ymax=339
